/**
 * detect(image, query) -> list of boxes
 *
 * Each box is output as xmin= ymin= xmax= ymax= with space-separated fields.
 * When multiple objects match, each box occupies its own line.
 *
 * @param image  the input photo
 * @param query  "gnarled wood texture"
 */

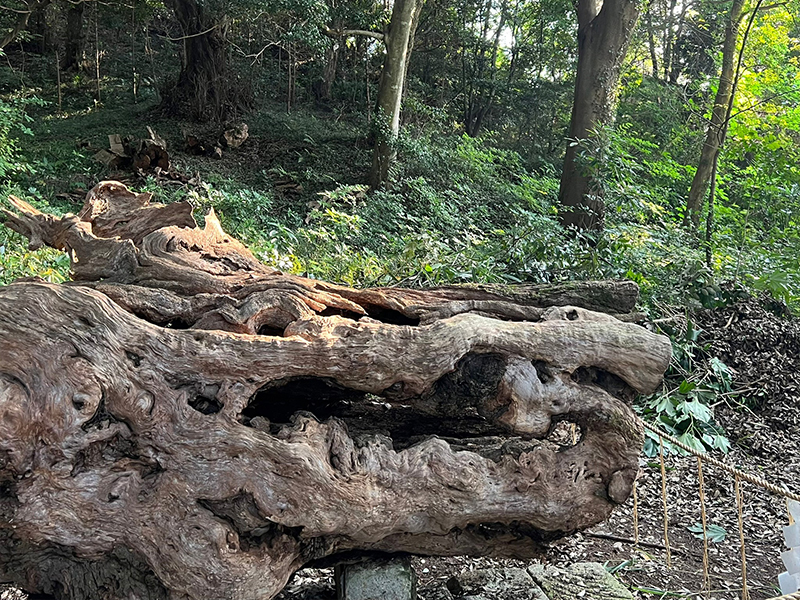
xmin=0 ymin=182 xmax=671 ymax=600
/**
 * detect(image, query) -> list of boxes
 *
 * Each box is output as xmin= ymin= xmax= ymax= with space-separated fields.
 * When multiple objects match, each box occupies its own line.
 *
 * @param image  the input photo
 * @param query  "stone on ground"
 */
xmin=335 ymin=557 xmax=417 ymax=600
xmin=444 ymin=567 xmax=548 ymax=600
xmin=527 ymin=562 xmax=634 ymax=600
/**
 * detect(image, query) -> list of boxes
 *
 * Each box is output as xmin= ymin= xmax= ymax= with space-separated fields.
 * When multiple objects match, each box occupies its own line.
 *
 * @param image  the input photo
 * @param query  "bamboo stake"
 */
xmin=697 ymin=456 xmax=710 ymax=596
xmin=131 ymin=0 xmax=137 ymax=103
xmin=659 ymin=436 xmax=672 ymax=568
xmin=94 ymin=1 xmax=101 ymax=102
xmin=735 ymin=475 xmax=749 ymax=600
xmin=632 ymin=478 xmax=639 ymax=548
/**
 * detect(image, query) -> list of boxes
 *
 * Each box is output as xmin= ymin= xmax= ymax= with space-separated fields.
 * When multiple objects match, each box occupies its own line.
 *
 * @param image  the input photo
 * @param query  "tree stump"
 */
xmin=0 ymin=182 xmax=671 ymax=600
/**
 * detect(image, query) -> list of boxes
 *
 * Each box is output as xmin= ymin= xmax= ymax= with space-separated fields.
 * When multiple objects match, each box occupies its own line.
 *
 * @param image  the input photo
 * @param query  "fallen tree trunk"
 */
xmin=0 ymin=181 xmax=671 ymax=600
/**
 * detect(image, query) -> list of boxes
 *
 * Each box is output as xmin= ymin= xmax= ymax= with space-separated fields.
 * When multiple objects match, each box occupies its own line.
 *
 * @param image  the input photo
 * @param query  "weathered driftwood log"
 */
xmin=0 ymin=182 xmax=671 ymax=600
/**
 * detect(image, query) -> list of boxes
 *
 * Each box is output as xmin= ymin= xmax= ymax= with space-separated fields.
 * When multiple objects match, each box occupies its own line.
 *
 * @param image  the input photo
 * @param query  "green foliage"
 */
xmin=688 ymin=523 xmax=727 ymax=543
xmin=0 ymin=231 xmax=70 ymax=285
xmin=640 ymin=319 xmax=733 ymax=457
xmin=0 ymin=95 xmax=43 ymax=178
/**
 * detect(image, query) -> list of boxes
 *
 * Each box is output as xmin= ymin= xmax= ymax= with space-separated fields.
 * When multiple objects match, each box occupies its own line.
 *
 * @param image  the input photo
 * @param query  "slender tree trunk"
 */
xmin=368 ymin=0 xmax=420 ymax=189
xmin=684 ymin=0 xmax=745 ymax=228
xmin=402 ymin=0 xmax=424 ymax=97
xmin=661 ymin=0 xmax=677 ymax=80
xmin=667 ymin=0 xmax=688 ymax=84
xmin=61 ymin=0 xmax=86 ymax=72
xmin=557 ymin=0 xmax=641 ymax=231
xmin=162 ymin=0 xmax=232 ymax=121
xmin=646 ymin=1 xmax=659 ymax=79
xmin=28 ymin=1 xmax=49 ymax=53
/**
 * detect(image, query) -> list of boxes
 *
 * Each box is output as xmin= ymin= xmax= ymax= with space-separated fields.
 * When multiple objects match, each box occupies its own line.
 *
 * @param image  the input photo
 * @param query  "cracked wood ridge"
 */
xmin=0 ymin=181 xmax=671 ymax=600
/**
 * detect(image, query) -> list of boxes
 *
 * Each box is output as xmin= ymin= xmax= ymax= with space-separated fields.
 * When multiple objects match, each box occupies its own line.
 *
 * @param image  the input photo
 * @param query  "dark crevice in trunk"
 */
xmin=240 ymin=354 xmax=512 ymax=449
xmin=532 ymin=360 xmax=554 ymax=383
xmin=125 ymin=351 xmax=143 ymax=367
xmin=170 ymin=380 xmax=224 ymax=414
xmin=319 ymin=307 xmax=364 ymax=321
xmin=424 ymin=353 xmax=509 ymax=421
xmin=164 ymin=319 xmax=193 ymax=330
xmin=305 ymin=549 xmax=411 ymax=569
xmin=70 ymin=434 xmax=160 ymax=480
xmin=570 ymin=366 xmax=634 ymax=402
xmin=242 ymin=378 xmax=364 ymax=427
xmin=361 ymin=305 xmax=420 ymax=326
xmin=189 ymin=394 xmax=223 ymax=414
xmin=257 ymin=324 xmax=286 ymax=337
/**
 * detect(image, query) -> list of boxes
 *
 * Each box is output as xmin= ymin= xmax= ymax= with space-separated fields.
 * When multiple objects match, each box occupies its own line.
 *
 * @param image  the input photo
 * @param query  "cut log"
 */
xmin=93 ymin=129 xmax=172 ymax=175
xmin=219 ymin=123 xmax=249 ymax=149
xmin=0 ymin=181 xmax=671 ymax=600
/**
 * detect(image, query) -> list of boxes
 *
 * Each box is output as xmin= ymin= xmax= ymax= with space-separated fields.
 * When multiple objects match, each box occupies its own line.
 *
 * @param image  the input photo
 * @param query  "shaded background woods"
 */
xmin=0 ymin=0 xmax=798 ymax=271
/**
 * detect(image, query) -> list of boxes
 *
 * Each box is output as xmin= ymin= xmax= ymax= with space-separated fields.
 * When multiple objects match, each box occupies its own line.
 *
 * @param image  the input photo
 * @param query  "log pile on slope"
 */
xmin=0 ymin=181 xmax=670 ymax=600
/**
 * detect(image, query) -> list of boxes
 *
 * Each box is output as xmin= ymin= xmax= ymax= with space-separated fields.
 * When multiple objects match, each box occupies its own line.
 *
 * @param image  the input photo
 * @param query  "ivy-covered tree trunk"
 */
xmin=369 ymin=0 xmax=420 ymax=189
xmin=557 ymin=0 xmax=641 ymax=231
xmin=61 ymin=0 xmax=86 ymax=72
xmin=162 ymin=0 xmax=237 ymax=121
xmin=0 ymin=182 xmax=669 ymax=600
xmin=684 ymin=0 xmax=745 ymax=228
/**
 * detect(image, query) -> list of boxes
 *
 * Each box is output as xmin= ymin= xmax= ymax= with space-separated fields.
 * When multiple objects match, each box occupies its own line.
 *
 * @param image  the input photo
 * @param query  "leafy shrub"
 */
xmin=640 ymin=319 xmax=733 ymax=456
xmin=0 ymin=95 xmax=42 ymax=179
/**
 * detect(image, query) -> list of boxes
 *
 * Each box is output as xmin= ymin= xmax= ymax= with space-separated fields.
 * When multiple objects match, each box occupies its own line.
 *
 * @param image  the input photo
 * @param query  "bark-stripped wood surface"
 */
xmin=0 ymin=181 xmax=671 ymax=600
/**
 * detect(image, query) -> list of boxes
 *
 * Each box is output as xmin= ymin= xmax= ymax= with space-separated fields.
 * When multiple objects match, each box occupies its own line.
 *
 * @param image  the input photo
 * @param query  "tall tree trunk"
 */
xmin=402 ymin=0 xmax=424 ymax=97
xmin=684 ymin=0 xmax=745 ymax=228
xmin=28 ymin=0 xmax=50 ymax=53
xmin=162 ymin=0 xmax=232 ymax=121
xmin=61 ymin=0 xmax=86 ymax=72
xmin=661 ymin=0 xmax=678 ymax=80
xmin=315 ymin=41 xmax=339 ymax=102
xmin=557 ymin=0 xmax=641 ymax=231
xmin=667 ymin=0 xmax=689 ymax=84
xmin=369 ymin=0 xmax=420 ymax=189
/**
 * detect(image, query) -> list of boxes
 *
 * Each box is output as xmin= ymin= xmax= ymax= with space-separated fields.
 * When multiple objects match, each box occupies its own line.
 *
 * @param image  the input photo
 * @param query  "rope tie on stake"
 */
xmin=659 ymin=435 xmax=672 ymax=568
xmin=697 ymin=456 xmax=710 ymax=596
